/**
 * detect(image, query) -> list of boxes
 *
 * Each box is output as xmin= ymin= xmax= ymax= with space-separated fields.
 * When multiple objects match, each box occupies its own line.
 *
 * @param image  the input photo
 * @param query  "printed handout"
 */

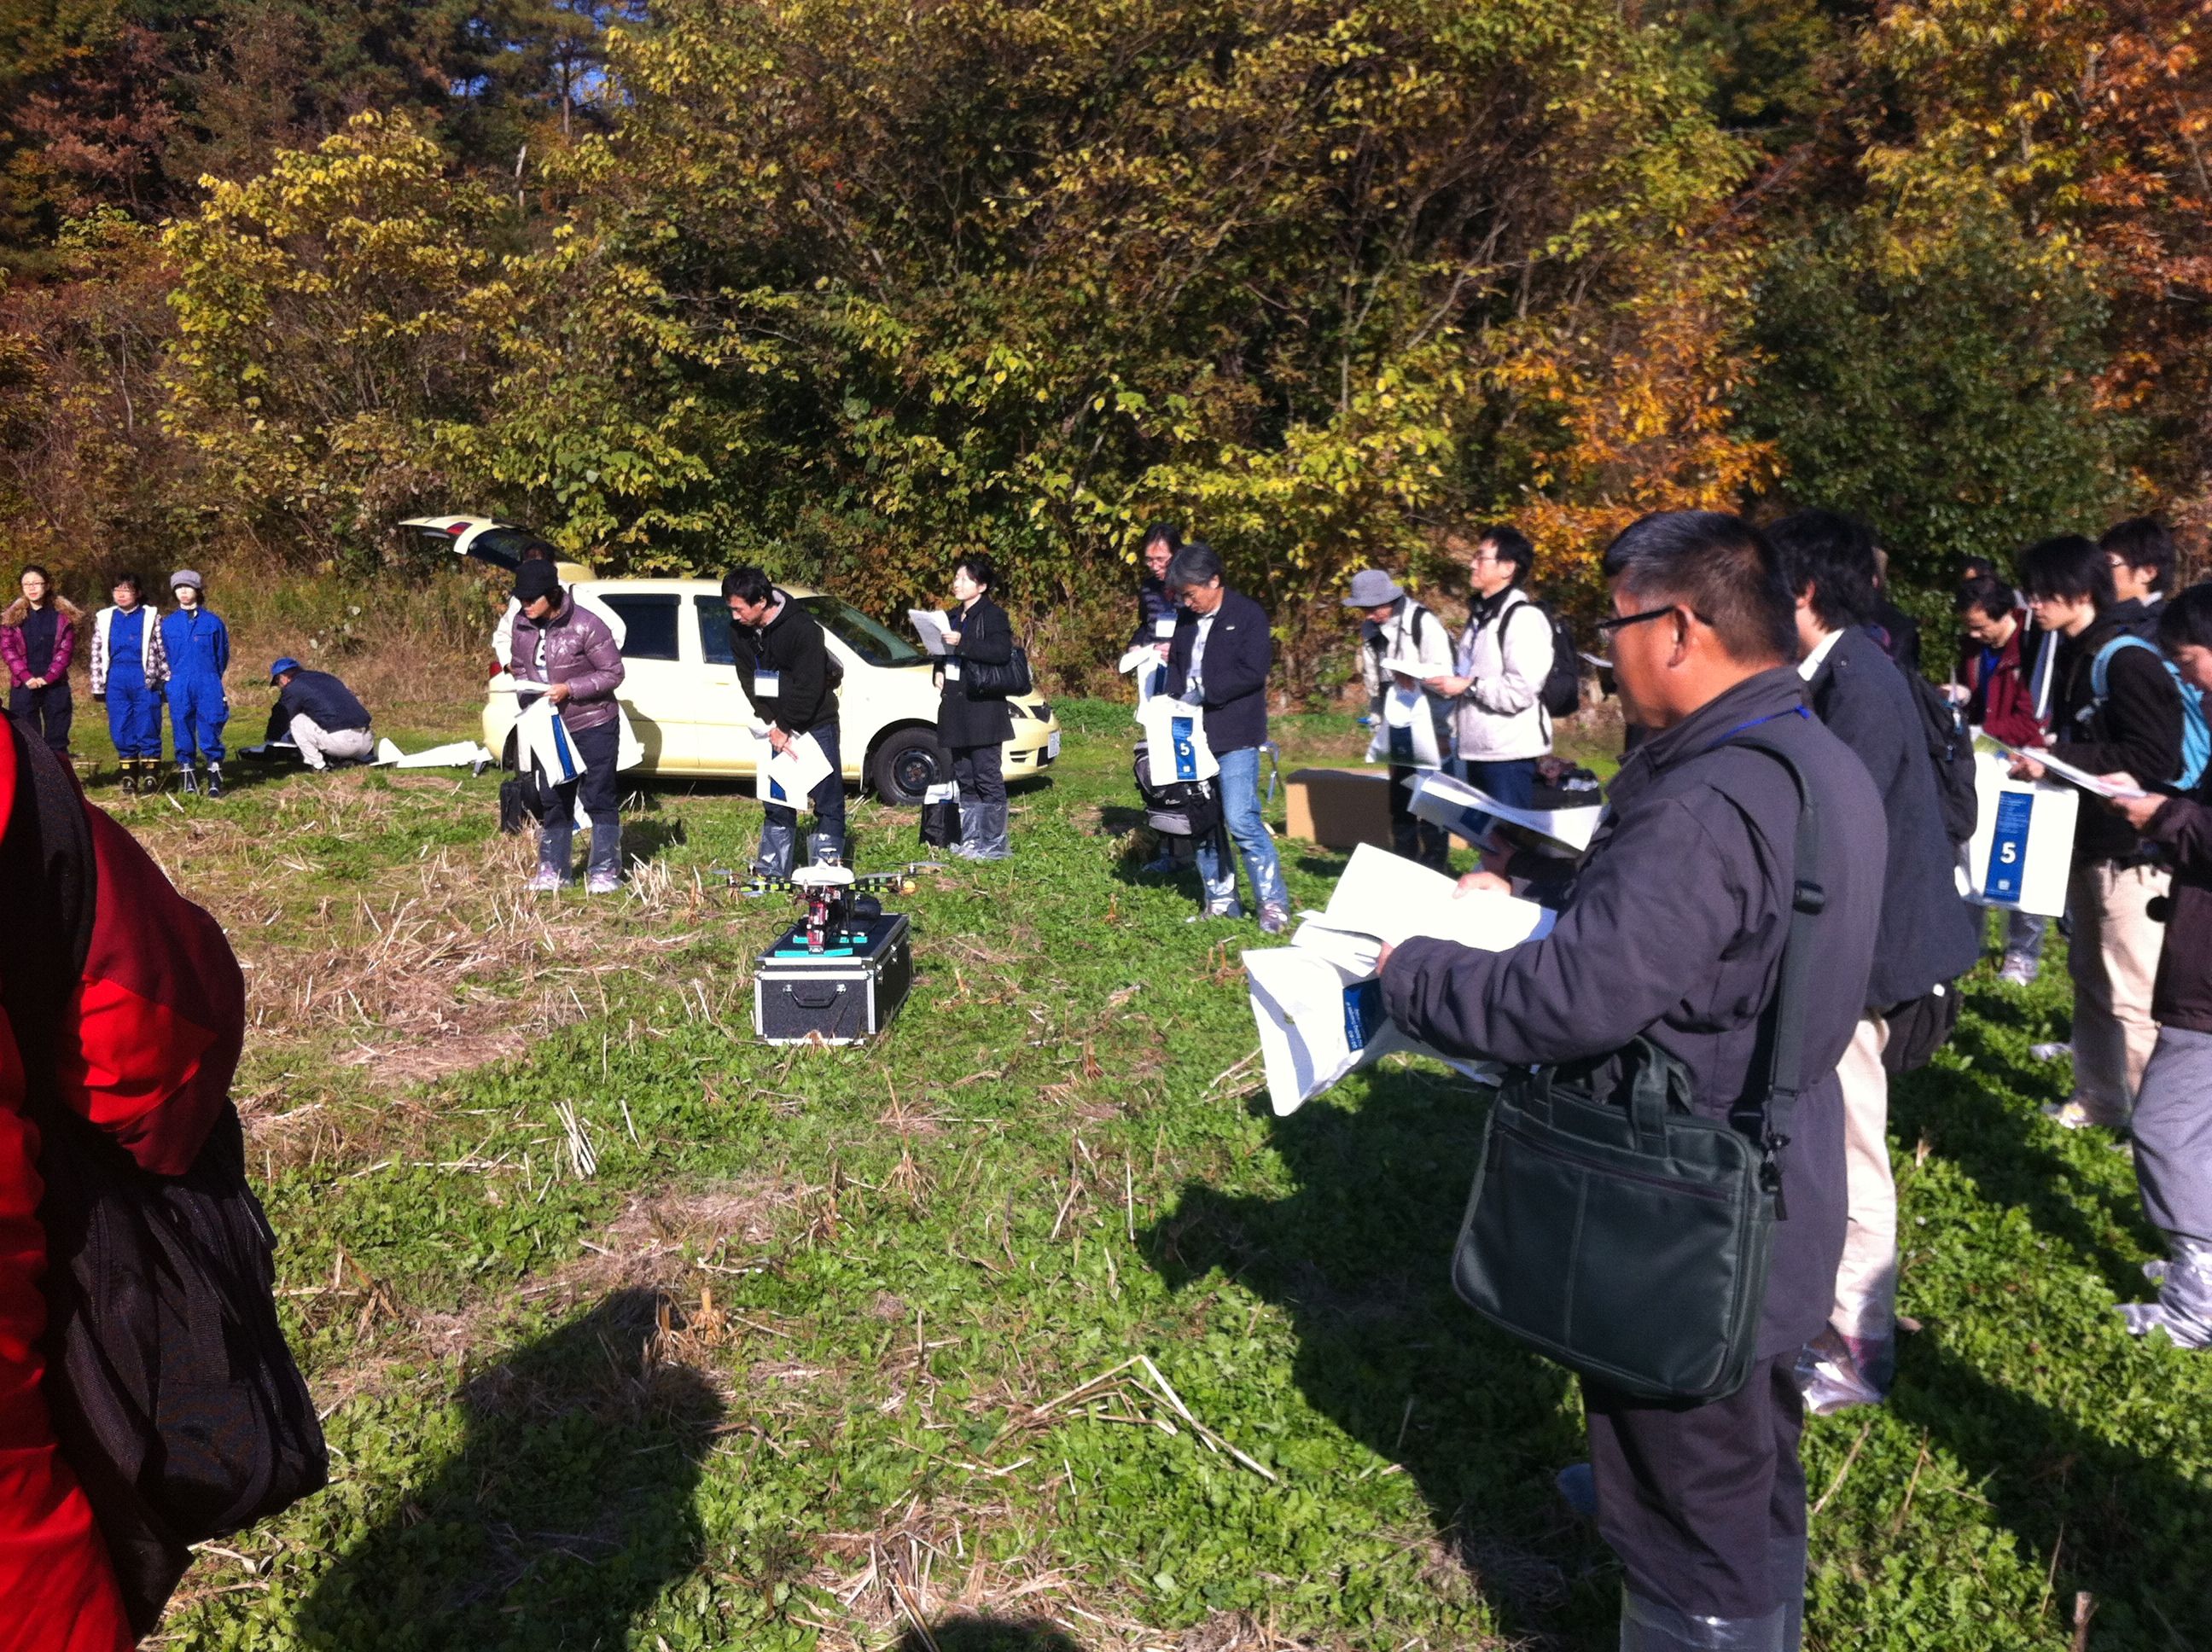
xmin=908 ymin=609 xmax=953 ymax=655
xmin=1407 ymin=769 xmax=1606 ymax=853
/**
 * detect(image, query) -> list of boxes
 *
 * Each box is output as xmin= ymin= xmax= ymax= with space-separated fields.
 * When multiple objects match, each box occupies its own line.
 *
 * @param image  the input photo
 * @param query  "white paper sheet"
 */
xmin=1137 ymin=697 xmax=1220 ymax=785
xmin=375 ymin=738 xmax=494 ymax=771
xmin=909 ymin=609 xmax=953 ymax=655
xmin=760 ymin=730 xmax=834 ymax=805
xmin=1317 ymin=842 xmax=1556 ymax=950
xmin=1988 ymin=740 xmax=2148 ymax=800
xmin=1408 ymin=769 xmax=1605 ymax=853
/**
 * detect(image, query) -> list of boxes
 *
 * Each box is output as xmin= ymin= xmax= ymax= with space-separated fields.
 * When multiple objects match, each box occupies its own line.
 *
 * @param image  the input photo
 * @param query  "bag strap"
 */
xmin=2090 ymin=632 xmax=2157 ymax=703
xmin=1716 ymin=730 xmax=1825 ymax=1217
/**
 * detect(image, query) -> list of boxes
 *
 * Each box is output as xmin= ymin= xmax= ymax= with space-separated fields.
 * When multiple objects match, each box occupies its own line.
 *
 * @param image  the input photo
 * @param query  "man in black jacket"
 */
xmin=1381 ymin=510 xmax=1884 ymax=1650
xmin=265 ymin=657 xmax=373 ymax=770
xmin=2011 ymin=535 xmax=2186 ymax=1131
xmin=1162 ymin=543 xmax=1288 ymax=933
xmin=1771 ymin=511 xmax=1980 ymax=1411
xmin=724 ymin=566 xmax=844 ymax=875
xmin=2100 ymin=515 xmax=2176 ymax=639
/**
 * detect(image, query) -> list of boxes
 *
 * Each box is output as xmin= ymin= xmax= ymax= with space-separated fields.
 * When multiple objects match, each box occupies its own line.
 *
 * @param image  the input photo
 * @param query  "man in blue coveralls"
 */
xmin=90 ymin=572 xmax=169 ymax=794
xmin=160 ymin=568 xmax=231 ymax=798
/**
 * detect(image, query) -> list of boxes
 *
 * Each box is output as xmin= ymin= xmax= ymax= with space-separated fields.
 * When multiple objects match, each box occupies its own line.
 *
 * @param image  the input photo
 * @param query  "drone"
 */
xmin=735 ymin=860 xmax=934 ymax=953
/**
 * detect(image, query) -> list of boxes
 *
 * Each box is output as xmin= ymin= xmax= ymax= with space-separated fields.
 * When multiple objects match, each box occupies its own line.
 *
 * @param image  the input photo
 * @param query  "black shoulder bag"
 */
xmin=1447 ymin=737 xmax=1823 ymax=1401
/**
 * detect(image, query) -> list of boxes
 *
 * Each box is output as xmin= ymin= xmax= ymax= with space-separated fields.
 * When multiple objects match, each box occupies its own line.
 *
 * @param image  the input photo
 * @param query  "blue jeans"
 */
xmin=1451 ymin=755 xmax=1537 ymax=846
xmin=1196 ymin=745 xmax=1287 ymax=916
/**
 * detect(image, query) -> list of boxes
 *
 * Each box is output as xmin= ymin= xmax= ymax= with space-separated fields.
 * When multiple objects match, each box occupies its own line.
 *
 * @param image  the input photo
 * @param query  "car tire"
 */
xmin=870 ymin=725 xmax=948 ymax=804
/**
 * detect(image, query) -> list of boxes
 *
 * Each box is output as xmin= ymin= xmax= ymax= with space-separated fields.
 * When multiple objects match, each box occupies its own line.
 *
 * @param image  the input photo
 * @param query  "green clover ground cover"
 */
xmin=117 ymin=701 xmax=2209 ymax=1650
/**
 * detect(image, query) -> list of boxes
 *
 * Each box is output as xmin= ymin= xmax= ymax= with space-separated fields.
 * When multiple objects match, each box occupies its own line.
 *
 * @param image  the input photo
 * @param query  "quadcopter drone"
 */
xmin=737 ymin=860 xmax=933 ymax=953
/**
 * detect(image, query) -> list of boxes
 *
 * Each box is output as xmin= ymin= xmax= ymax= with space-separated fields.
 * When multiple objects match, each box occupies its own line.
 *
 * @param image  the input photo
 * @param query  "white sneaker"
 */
xmin=586 ymin=872 xmax=620 ymax=894
xmin=526 ymin=869 xmax=565 ymax=893
xmin=2044 ymin=1098 xmax=2128 ymax=1131
xmin=1997 ymin=954 xmax=2038 ymax=986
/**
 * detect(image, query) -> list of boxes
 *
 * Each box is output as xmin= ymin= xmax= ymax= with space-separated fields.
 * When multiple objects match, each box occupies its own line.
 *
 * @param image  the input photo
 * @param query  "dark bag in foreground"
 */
xmin=962 ymin=644 xmax=1033 ymax=699
xmin=1448 ymin=738 xmax=1824 ymax=1401
xmin=0 ymin=725 xmax=327 ymax=1633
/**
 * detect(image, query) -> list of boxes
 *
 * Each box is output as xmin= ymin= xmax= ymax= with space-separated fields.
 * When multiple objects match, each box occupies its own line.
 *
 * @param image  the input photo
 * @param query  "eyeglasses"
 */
xmin=1592 ymin=605 xmax=1676 ymax=640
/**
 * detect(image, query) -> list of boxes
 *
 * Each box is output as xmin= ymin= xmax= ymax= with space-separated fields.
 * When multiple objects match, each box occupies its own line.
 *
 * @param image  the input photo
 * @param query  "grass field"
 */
xmin=75 ymin=676 xmax=2212 ymax=1651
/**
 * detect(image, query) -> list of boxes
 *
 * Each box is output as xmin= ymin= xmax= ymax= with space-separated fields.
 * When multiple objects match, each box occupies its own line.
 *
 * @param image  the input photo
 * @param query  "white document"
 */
xmin=1243 ymin=842 xmax=1544 ymax=1117
xmin=1315 ymin=841 xmax=1555 ymax=951
xmin=1119 ymin=645 xmax=1168 ymax=704
xmin=1137 ymin=696 xmax=1220 ymax=786
xmin=1377 ymin=651 xmax=1431 ymax=681
xmin=514 ymin=697 xmax=586 ymax=782
xmin=760 ymin=730 xmax=834 ymax=806
xmin=1963 ymin=752 xmax=2079 ymax=916
xmin=909 ymin=609 xmax=953 ymax=655
xmin=1409 ymin=768 xmax=1605 ymax=853
xmin=1365 ymin=685 xmax=1444 ymax=771
xmin=1989 ymin=740 xmax=2148 ymax=800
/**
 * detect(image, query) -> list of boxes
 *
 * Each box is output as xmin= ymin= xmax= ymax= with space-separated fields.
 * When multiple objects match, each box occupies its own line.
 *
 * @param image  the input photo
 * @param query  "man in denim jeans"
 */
xmin=1161 ymin=544 xmax=1289 ymax=933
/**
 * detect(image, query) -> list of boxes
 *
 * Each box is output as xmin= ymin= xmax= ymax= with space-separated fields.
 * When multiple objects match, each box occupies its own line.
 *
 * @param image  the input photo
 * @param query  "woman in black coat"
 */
xmin=935 ymin=554 xmax=1016 ymax=859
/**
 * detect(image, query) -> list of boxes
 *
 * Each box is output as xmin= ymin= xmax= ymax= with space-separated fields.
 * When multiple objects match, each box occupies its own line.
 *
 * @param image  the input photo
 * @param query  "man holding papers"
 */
xmin=1378 ymin=511 xmax=1884 ymax=1652
xmin=2008 ymin=533 xmax=2186 ymax=1131
xmin=724 ymin=565 xmax=846 ymax=876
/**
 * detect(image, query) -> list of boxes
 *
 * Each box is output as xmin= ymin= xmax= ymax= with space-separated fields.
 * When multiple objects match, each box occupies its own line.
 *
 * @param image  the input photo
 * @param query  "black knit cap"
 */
xmin=513 ymin=561 xmax=560 ymax=603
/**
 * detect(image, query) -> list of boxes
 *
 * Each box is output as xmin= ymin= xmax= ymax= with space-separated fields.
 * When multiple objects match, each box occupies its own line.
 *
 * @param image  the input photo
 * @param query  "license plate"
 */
xmin=1047 ymin=730 xmax=1061 ymax=760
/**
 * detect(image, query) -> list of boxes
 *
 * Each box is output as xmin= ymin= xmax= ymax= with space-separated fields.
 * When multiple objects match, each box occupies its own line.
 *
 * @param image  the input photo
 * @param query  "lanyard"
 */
xmin=1700 ymin=703 xmax=1809 ymax=754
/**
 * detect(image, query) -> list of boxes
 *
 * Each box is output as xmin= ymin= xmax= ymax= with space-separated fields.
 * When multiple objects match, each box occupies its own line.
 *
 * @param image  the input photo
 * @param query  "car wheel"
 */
xmin=871 ymin=726 xmax=947 ymax=804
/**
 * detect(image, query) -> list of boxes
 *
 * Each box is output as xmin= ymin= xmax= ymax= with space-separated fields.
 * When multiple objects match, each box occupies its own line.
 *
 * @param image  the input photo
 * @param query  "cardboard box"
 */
xmin=1284 ymin=767 xmax=1395 ymax=851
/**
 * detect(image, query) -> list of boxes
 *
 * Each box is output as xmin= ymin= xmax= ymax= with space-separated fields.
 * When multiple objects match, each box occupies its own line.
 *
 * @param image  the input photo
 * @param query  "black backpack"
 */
xmin=1900 ymin=663 xmax=1981 ymax=847
xmin=0 ymin=724 xmax=327 ymax=1634
xmin=1499 ymin=597 xmax=1584 ymax=719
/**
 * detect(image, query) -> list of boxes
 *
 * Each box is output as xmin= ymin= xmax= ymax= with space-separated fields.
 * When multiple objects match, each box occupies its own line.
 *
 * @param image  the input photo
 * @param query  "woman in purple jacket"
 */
xmin=509 ymin=559 xmax=627 ymax=893
xmin=1 ymin=564 xmax=79 ymax=756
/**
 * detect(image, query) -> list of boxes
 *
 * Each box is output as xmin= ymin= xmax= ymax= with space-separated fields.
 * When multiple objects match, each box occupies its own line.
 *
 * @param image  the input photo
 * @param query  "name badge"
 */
xmin=754 ymin=671 xmax=781 ymax=698
xmin=1154 ymin=616 xmax=1175 ymax=640
xmin=942 ymin=660 xmax=963 ymax=683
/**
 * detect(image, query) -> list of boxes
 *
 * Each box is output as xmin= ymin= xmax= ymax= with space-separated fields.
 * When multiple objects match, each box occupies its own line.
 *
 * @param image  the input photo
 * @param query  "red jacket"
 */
xmin=0 ymin=598 xmax=81 ymax=689
xmin=0 ymin=728 xmax=242 ymax=1650
xmin=1957 ymin=612 xmax=2048 ymax=748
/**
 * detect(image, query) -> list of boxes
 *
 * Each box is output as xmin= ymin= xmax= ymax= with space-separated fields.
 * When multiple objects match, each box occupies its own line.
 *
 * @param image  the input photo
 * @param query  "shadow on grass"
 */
xmin=1899 ymin=1016 xmax=2163 ymax=1298
xmin=299 ymin=1288 xmax=724 ymax=1652
xmin=624 ymin=814 xmax=690 ymax=864
xmin=1141 ymin=1069 xmax=1609 ymax=1644
xmin=1889 ymin=1335 xmax=2212 ymax=1645
xmin=896 ymin=1615 xmax=1080 ymax=1651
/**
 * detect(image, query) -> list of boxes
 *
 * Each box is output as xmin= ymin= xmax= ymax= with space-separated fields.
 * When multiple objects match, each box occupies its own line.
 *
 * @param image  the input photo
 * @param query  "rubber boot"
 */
xmin=2121 ymin=1234 xmax=2212 ymax=1347
xmin=806 ymin=829 xmax=846 ymax=868
xmin=754 ymin=815 xmax=797 ymax=879
xmin=1619 ymin=1586 xmax=1789 ymax=1651
xmin=952 ymin=801 xmax=986 ymax=859
xmin=119 ymin=759 xmax=137 ymax=798
xmin=969 ymin=800 xmax=1010 ymax=861
xmin=204 ymin=760 xmax=224 ymax=800
xmin=176 ymin=759 xmax=198 ymax=797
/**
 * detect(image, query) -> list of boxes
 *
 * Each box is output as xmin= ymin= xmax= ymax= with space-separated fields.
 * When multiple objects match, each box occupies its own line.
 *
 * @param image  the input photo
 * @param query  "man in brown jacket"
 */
xmin=510 ymin=561 xmax=627 ymax=893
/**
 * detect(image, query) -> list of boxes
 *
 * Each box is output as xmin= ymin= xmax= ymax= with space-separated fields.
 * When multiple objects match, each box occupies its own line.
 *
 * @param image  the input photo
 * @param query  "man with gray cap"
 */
xmin=1348 ymin=567 xmax=1455 ymax=870
xmin=160 ymin=568 xmax=231 ymax=798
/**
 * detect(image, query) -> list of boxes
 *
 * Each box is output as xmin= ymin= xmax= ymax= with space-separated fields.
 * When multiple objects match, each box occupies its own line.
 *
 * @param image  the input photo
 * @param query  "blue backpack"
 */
xmin=2091 ymin=634 xmax=2211 ymax=792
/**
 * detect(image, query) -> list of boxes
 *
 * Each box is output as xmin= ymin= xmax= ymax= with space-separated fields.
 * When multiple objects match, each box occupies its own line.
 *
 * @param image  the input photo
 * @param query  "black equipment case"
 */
xmin=754 ymin=912 xmax=914 ymax=1044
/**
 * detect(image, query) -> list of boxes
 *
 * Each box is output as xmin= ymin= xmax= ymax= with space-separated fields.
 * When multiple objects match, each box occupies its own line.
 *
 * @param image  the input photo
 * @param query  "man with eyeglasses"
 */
xmin=1380 ymin=509 xmax=1885 ymax=1651
xmin=1423 ymin=526 xmax=1554 ymax=841
xmin=2101 ymin=516 xmax=2177 ymax=640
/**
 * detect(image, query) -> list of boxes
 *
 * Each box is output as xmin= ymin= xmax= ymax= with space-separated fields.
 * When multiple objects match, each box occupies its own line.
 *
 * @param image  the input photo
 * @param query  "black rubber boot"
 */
xmin=204 ymin=760 xmax=224 ymax=799
xmin=119 ymin=760 xmax=137 ymax=797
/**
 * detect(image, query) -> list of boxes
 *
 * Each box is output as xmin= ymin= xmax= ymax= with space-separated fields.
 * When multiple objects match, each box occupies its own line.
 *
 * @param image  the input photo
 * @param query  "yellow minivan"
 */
xmin=405 ymin=518 xmax=1062 ymax=802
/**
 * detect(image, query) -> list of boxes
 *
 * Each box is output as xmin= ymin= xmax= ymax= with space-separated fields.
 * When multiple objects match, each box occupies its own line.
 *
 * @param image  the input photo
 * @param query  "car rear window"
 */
xmin=597 ymin=593 xmax=680 ymax=660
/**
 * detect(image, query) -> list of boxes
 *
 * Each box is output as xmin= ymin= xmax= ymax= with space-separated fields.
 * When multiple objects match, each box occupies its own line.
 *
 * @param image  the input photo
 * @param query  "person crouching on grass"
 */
xmin=509 ymin=560 xmax=627 ymax=893
xmin=2102 ymin=581 xmax=2212 ymax=1349
xmin=1378 ymin=510 xmax=1884 ymax=1649
xmin=265 ymin=657 xmax=374 ymax=771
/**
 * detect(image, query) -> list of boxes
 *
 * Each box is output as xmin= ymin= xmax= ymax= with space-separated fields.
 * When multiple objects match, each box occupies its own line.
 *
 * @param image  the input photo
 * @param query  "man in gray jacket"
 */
xmin=1380 ymin=510 xmax=1885 ymax=1651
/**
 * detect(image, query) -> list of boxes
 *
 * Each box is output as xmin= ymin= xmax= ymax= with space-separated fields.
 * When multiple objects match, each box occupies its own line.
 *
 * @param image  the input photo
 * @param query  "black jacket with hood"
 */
xmin=1382 ymin=667 xmax=1887 ymax=1358
xmin=2046 ymin=607 xmax=2186 ymax=864
xmin=730 ymin=590 xmax=838 ymax=736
